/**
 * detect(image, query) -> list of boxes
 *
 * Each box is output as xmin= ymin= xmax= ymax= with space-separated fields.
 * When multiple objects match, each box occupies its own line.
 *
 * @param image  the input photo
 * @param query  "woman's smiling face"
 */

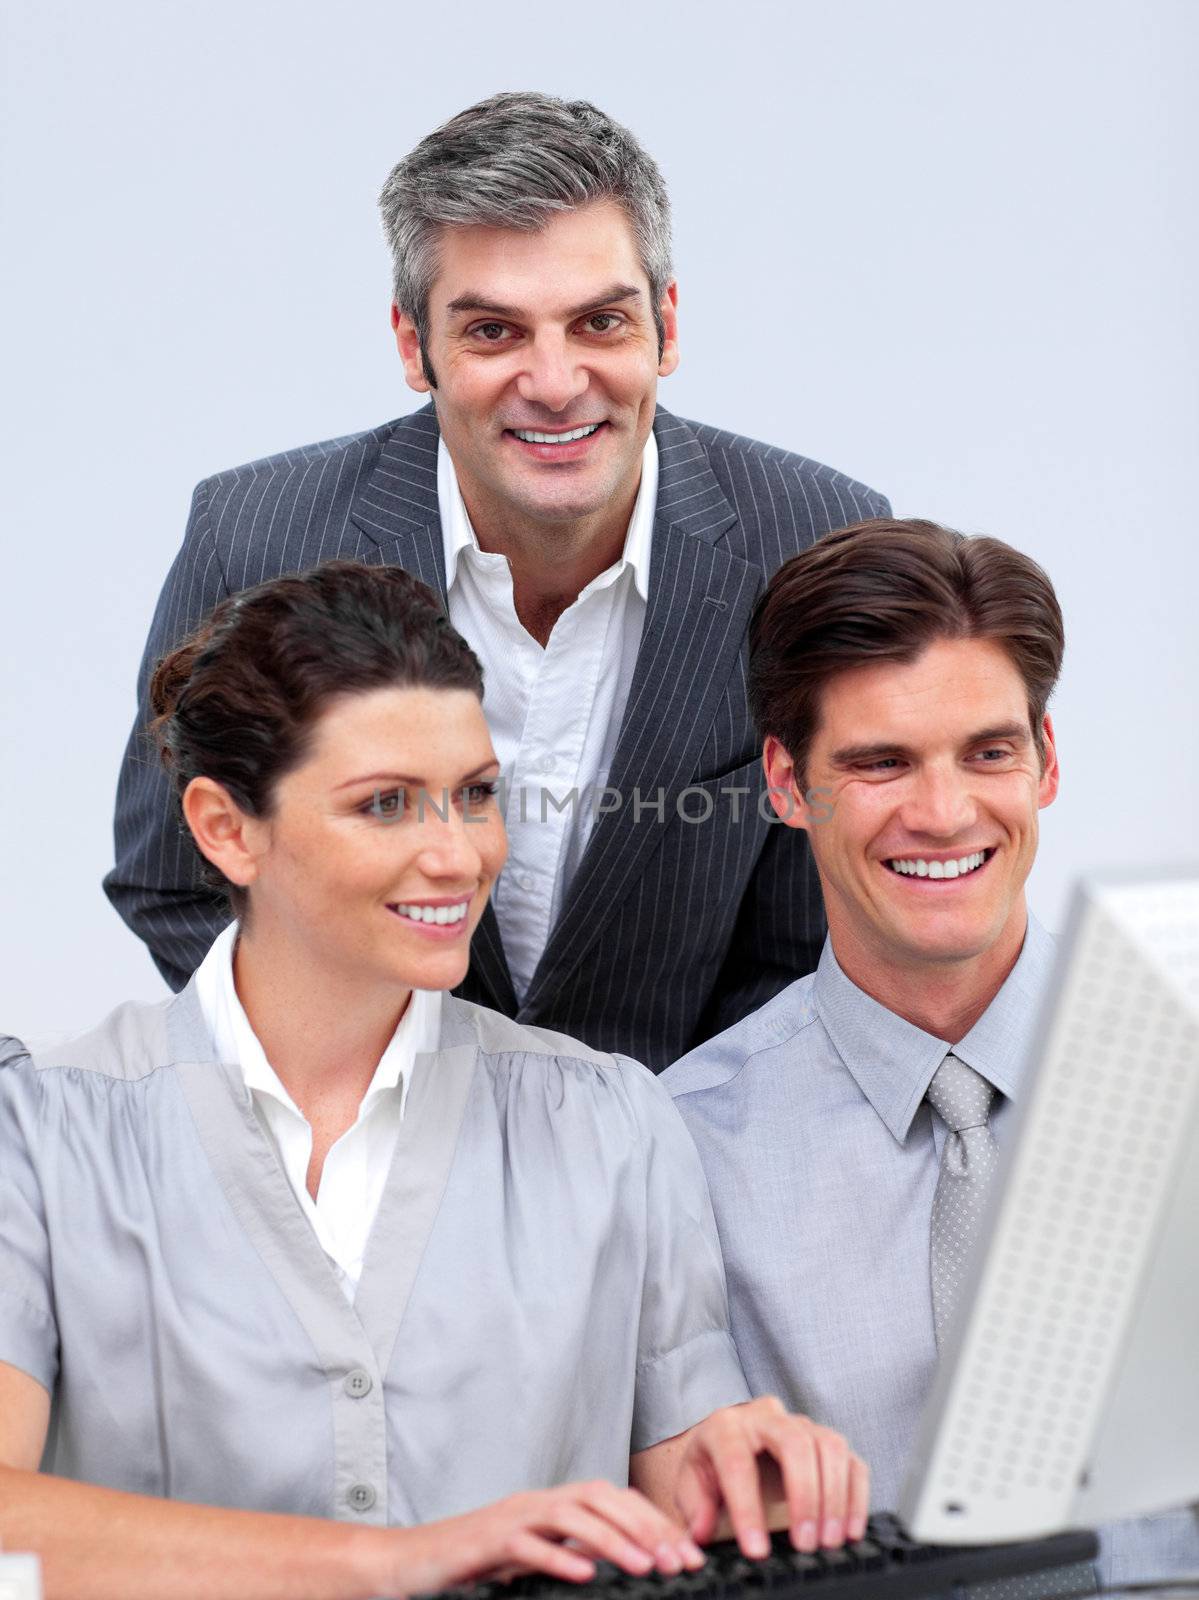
xmin=223 ymin=684 xmax=507 ymax=994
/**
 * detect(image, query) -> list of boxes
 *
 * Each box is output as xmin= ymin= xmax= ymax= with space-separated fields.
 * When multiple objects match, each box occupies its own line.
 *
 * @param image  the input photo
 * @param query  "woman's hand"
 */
xmin=648 ymin=1396 xmax=870 ymax=1561
xmin=390 ymin=1480 xmax=707 ymax=1596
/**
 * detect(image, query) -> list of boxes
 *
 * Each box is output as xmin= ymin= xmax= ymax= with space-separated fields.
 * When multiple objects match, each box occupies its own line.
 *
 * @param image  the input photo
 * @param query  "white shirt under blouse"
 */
xmin=193 ymin=921 xmax=442 ymax=1302
xmin=438 ymin=432 xmax=658 ymax=1002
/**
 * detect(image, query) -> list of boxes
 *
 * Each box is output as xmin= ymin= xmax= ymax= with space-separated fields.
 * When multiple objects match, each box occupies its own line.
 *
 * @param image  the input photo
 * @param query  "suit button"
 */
xmin=344 ymin=1369 xmax=373 ymax=1399
xmin=348 ymin=1482 xmax=376 ymax=1513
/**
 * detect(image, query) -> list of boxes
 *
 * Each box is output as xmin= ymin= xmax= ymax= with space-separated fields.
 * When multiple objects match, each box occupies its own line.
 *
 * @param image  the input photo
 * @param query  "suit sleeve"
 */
xmin=102 ymin=481 xmax=233 ymax=990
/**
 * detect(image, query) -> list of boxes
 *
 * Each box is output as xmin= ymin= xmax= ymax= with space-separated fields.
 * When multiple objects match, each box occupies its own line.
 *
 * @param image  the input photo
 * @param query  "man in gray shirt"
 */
xmin=663 ymin=517 xmax=1199 ymax=1585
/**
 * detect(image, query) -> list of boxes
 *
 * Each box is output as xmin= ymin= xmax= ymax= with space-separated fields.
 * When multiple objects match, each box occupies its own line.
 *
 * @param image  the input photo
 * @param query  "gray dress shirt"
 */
xmin=0 ymin=988 xmax=749 ymax=1525
xmin=663 ymin=916 xmax=1199 ymax=1587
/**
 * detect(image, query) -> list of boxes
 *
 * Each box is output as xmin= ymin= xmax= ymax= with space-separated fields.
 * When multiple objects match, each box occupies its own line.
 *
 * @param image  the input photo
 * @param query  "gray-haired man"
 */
xmin=106 ymin=91 xmax=888 ymax=1068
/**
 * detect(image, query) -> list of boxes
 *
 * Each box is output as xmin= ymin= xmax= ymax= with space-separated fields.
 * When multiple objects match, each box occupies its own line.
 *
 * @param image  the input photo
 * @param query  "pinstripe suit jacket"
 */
xmin=104 ymin=406 xmax=888 ymax=1070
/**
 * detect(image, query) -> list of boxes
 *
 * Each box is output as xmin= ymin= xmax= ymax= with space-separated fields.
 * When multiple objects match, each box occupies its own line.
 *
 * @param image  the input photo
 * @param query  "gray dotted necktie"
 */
xmin=926 ymin=1052 xmax=1001 ymax=1347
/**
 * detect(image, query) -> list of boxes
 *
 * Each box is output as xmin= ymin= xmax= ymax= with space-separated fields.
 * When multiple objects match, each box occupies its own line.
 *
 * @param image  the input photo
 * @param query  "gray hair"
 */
xmin=378 ymin=91 xmax=673 ymax=380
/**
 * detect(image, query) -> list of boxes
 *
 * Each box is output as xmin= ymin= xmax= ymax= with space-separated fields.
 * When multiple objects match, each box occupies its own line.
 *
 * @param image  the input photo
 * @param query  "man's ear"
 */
xmin=1037 ymin=712 xmax=1060 ymax=810
xmin=181 ymin=777 xmax=267 ymax=891
xmin=391 ymin=304 xmax=432 ymax=394
xmin=762 ymin=734 xmax=812 ymax=833
xmin=657 ymin=280 xmax=680 ymax=378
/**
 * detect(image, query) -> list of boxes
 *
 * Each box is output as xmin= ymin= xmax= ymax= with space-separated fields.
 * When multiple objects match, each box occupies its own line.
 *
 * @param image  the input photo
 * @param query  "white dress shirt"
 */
xmin=193 ymin=922 xmax=442 ymax=1301
xmin=439 ymin=433 xmax=658 ymax=1001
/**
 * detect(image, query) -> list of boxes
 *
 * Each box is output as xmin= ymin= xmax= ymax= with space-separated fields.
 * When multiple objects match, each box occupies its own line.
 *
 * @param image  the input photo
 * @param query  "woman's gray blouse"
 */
xmin=0 ymin=987 xmax=749 ymax=1525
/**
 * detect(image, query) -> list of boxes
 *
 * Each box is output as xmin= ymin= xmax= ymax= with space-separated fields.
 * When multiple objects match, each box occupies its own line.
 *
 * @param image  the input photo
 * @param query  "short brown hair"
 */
xmin=148 ymin=560 xmax=484 ymax=920
xmin=749 ymin=518 xmax=1064 ymax=785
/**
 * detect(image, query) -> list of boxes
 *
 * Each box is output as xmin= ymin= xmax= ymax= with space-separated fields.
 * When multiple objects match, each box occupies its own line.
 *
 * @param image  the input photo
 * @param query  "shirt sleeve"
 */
xmin=0 ymin=1051 xmax=60 ymax=1393
xmin=618 ymin=1056 xmax=751 ymax=1452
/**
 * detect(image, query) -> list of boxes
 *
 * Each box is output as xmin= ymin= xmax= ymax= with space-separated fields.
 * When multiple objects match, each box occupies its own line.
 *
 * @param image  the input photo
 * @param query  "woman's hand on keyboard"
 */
xmin=667 ymin=1396 xmax=870 ymax=1563
xmin=390 ymin=1480 xmax=708 ymax=1594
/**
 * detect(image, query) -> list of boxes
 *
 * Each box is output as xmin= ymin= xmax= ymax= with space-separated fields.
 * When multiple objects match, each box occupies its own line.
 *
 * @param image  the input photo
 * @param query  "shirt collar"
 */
xmin=192 ymin=921 xmax=442 ymax=1120
xmin=438 ymin=431 xmax=658 ymax=604
xmin=813 ymin=913 xmax=1057 ymax=1145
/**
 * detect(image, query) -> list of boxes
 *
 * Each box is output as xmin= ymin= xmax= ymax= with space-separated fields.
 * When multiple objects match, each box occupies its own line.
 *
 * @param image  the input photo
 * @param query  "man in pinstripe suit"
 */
xmin=105 ymin=91 xmax=888 ymax=1070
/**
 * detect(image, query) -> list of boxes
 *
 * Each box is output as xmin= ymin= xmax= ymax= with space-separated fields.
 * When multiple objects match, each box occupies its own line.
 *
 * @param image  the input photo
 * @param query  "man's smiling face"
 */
xmin=392 ymin=199 xmax=678 ymax=534
xmin=765 ymin=636 xmax=1059 ymax=983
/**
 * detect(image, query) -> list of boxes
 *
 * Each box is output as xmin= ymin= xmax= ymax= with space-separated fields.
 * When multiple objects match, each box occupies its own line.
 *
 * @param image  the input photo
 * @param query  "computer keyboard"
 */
xmin=416 ymin=1514 xmax=1099 ymax=1600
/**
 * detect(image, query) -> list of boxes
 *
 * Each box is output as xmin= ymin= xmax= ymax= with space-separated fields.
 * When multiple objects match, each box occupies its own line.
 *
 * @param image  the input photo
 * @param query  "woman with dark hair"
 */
xmin=0 ymin=562 xmax=866 ymax=1600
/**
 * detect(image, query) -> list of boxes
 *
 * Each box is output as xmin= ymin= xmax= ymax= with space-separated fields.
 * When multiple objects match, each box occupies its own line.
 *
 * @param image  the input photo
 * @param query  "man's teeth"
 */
xmin=886 ymin=851 xmax=989 ymax=879
xmin=391 ymin=902 xmax=469 ymax=925
xmin=512 ymin=424 xmax=601 ymax=444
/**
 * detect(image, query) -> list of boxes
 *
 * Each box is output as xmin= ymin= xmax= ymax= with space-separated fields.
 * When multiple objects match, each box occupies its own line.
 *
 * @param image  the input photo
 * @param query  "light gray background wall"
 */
xmin=2 ymin=0 xmax=1195 ymax=1039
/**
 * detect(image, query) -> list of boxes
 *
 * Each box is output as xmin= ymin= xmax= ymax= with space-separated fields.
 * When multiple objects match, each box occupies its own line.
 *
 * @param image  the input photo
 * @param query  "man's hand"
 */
xmin=392 ymin=1480 xmax=707 ymax=1594
xmin=665 ymin=1396 xmax=870 ymax=1561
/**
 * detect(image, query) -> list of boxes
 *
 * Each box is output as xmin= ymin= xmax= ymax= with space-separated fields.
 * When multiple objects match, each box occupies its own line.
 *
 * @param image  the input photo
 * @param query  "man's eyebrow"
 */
xmin=335 ymin=759 xmax=499 ymax=792
xmin=829 ymin=742 xmax=913 ymax=768
xmin=829 ymin=723 xmax=1032 ymax=767
xmin=444 ymin=283 xmax=644 ymax=323
xmin=969 ymin=722 xmax=1032 ymax=745
xmin=563 ymin=283 xmax=643 ymax=320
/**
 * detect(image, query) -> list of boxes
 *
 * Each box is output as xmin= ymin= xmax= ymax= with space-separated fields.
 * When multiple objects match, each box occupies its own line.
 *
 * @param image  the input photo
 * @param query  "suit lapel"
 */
xmin=348 ymin=405 xmax=448 ymax=601
xmin=520 ymin=412 xmax=762 ymax=1016
xmin=348 ymin=405 xmax=517 ymax=1012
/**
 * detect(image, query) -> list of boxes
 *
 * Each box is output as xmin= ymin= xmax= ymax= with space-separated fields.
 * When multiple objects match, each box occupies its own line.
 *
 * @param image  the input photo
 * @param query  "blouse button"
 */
xmin=344 ymin=1369 xmax=373 ymax=1399
xmin=348 ymin=1482 xmax=377 ymax=1513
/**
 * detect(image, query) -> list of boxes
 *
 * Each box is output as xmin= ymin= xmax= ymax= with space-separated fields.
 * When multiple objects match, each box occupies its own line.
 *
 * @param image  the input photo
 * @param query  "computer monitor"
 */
xmin=900 ymin=870 xmax=1199 ymax=1545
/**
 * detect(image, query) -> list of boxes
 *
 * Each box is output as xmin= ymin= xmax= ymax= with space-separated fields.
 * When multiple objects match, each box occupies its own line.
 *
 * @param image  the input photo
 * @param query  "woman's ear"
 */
xmin=182 ymin=777 xmax=267 ymax=890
